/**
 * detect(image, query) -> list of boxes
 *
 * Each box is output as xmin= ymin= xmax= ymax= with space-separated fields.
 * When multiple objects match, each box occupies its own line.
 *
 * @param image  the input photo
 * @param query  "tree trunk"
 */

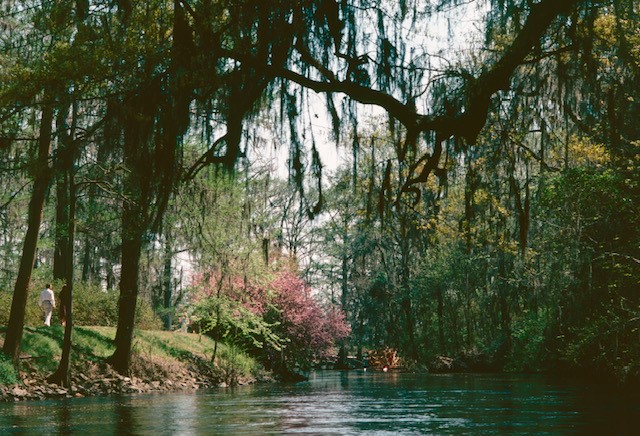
xmin=108 ymin=203 xmax=144 ymax=375
xmin=52 ymin=117 xmax=70 ymax=281
xmin=107 ymin=92 xmax=150 ymax=375
xmin=163 ymin=231 xmax=173 ymax=330
xmin=81 ymin=233 xmax=93 ymax=283
xmin=49 ymin=160 xmax=76 ymax=387
xmin=498 ymin=253 xmax=512 ymax=351
xmin=53 ymin=172 xmax=69 ymax=280
xmin=49 ymin=95 xmax=78 ymax=387
xmin=402 ymin=297 xmax=418 ymax=360
xmin=106 ymin=74 xmax=156 ymax=375
xmin=399 ymin=214 xmax=418 ymax=361
xmin=2 ymin=93 xmax=54 ymax=365
xmin=336 ymin=230 xmax=349 ymax=369
xmin=437 ymin=285 xmax=446 ymax=355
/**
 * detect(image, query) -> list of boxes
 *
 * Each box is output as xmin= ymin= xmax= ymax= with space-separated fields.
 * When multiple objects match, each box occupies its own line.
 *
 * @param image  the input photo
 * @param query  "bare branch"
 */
xmin=183 ymin=134 xmax=228 ymax=182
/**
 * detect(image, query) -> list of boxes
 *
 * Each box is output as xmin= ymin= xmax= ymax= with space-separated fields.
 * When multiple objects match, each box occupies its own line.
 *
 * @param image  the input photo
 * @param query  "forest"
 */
xmin=1 ymin=0 xmax=639 ymax=387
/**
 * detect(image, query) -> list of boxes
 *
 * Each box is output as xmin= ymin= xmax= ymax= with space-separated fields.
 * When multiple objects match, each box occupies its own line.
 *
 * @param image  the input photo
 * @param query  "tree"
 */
xmin=3 ymin=0 xmax=638 ymax=383
xmin=2 ymin=90 xmax=54 ymax=365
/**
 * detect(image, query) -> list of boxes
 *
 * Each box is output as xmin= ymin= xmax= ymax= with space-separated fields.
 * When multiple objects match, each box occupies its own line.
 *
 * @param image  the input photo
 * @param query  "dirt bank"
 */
xmin=1 ymin=326 xmax=266 ymax=402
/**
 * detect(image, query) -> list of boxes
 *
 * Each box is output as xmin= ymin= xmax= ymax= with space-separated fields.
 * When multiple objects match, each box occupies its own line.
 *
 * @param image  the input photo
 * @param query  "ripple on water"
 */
xmin=1 ymin=372 xmax=639 ymax=434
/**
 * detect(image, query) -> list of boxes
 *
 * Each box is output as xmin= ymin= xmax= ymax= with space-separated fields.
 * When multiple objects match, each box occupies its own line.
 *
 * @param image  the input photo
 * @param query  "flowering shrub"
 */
xmin=266 ymin=271 xmax=351 ymax=369
xmin=188 ymin=272 xmax=282 ymax=352
xmin=189 ymin=269 xmax=350 ymax=374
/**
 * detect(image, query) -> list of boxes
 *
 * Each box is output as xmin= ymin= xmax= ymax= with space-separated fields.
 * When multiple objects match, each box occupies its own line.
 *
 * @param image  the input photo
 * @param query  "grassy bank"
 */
xmin=1 ymin=326 xmax=266 ymax=400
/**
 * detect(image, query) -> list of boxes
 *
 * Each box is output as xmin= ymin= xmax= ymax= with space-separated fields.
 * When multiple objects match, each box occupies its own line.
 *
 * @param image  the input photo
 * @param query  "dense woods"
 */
xmin=1 ymin=0 xmax=638 ymax=385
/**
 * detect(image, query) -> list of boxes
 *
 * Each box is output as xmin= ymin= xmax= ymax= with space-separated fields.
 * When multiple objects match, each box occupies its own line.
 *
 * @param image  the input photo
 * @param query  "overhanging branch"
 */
xmin=215 ymin=0 xmax=586 ymax=197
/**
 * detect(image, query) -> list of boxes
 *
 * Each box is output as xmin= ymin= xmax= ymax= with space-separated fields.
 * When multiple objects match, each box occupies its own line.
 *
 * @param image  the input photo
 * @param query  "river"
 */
xmin=1 ymin=371 xmax=638 ymax=434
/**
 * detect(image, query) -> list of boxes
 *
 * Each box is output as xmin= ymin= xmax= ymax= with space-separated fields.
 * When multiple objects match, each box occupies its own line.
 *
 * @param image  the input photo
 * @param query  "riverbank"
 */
xmin=0 ymin=326 xmax=267 ymax=402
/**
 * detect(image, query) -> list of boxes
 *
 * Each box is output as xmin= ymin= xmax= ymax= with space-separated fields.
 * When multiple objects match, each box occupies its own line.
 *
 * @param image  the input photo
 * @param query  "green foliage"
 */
xmin=192 ymin=295 xmax=284 ymax=353
xmin=72 ymin=284 xmax=120 ymax=326
xmin=211 ymin=342 xmax=261 ymax=386
xmin=505 ymin=311 xmax=549 ymax=372
xmin=0 ymin=282 xmax=161 ymax=329
xmin=0 ymin=291 xmax=13 ymax=326
xmin=559 ymin=299 xmax=640 ymax=382
xmin=0 ymin=353 xmax=18 ymax=385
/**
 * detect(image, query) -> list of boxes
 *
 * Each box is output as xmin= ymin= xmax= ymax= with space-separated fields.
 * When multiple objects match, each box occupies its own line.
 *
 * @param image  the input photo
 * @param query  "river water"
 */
xmin=1 ymin=371 xmax=638 ymax=434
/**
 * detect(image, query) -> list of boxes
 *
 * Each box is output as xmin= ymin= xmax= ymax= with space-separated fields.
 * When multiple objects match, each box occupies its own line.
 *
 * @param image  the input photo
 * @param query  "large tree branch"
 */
xmin=183 ymin=133 xmax=228 ymax=182
xmin=217 ymin=0 xmax=585 ymax=202
xmin=224 ymin=0 xmax=582 ymax=146
xmin=277 ymin=68 xmax=419 ymax=127
xmin=450 ymin=0 xmax=583 ymax=144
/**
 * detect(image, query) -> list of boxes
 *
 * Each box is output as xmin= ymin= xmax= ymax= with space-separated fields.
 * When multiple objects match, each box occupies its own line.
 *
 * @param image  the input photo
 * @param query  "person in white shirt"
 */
xmin=39 ymin=284 xmax=56 ymax=327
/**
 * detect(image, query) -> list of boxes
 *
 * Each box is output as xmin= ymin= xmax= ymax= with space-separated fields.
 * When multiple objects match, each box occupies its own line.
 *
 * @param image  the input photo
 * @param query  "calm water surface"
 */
xmin=1 ymin=371 xmax=638 ymax=434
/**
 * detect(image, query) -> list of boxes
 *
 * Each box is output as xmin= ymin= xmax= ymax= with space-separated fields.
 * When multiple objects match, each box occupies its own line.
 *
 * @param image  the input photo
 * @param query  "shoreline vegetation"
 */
xmin=4 ymin=325 xmax=638 ymax=403
xmin=4 ymin=331 xmax=639 ymax=403
xmin=0 ymin=326 xmax=270 ymax=402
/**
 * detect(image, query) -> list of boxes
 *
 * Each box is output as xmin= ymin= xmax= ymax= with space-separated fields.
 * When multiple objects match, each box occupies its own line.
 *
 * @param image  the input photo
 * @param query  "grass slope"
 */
xmin=1 ymin=326 xmax=263 ymax=390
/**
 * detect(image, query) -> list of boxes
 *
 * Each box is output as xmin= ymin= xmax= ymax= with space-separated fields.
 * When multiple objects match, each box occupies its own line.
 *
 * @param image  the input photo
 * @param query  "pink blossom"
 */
xmin=190 ymin=268 xmax=350 ymax=364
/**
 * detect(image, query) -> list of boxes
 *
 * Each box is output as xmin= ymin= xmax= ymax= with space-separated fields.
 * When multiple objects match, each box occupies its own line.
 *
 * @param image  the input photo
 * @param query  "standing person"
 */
xmin=58 ymin=284 xmax=70 ymax=326
xmin=39 ymin=283 xmax=56 ymax=326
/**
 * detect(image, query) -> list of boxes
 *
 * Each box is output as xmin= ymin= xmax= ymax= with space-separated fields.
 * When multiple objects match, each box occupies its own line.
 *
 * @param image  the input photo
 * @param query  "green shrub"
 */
xmin=73 ymin=283 xmax=120 ymax=326
xmin=135 ymin=297 xmax=163 ymax=330
xmin=559 ymin=303 xmax=640 ymax=382
xmin=212 ymin=342 xmax=260 ymax=385
xmin=0 ymin=291 xmax=12 ymax=326
xmin=506 ymin=310 xmax=549 ymax=373
xmin=0 ymin=353 xmax=17 ymax=385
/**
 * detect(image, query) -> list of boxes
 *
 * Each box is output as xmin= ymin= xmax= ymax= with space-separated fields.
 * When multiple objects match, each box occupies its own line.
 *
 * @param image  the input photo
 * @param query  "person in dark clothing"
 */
xmin=58 ymin=284 xmax=70 ymax=326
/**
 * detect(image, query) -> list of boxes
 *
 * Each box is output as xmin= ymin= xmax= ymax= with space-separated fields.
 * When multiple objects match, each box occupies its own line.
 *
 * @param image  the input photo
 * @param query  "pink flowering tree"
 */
xmin=188 ymin=268 xmax=350 ymax=377
xmin=188 ymin=271 xmax=284 ymax=359
xmin=263 ymin=271 xmax=351 ymax=375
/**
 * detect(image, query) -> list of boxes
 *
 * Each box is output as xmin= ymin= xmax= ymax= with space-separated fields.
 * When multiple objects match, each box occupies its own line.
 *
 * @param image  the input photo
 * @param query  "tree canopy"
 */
xmin=1 ymin=0 xmax=638 ymax=381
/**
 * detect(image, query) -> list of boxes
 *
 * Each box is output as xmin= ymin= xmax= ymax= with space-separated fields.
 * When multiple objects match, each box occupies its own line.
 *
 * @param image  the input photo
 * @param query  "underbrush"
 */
xmin=212 ymin=342 xmax=263 ymax=386
xmin=0 ymin=354 xmax=16 ymax=385
xmin=0 ymin=281 xmax=161 ymax=329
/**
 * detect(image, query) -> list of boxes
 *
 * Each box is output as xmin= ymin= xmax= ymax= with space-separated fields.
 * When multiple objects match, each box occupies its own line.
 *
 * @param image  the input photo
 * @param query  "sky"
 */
xmin=249 ymin=0 xmax=487 ymax=181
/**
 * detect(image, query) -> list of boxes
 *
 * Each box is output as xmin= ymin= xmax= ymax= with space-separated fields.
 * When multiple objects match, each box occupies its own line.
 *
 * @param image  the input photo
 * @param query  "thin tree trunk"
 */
xmin=52 ymin=172 xmax=69 ymax=280
xmin=336 ymin=220 xmax=349 ymax=369
xmin=81 ymin=233 xmax=92 ymax=283
xmin=49 ymin=95 xmax=78 ymax=387
xmin=437 ymin=285 xmax=446 ymax=355
xmin=49 ymin=160 xmax=76 ymax=387
xmin=2 ymin=93 xmax=54 ymax=365
xmin=498 ymin=253 xmax=512 ymax=351
xmin=163 ymin=231 xmax=173 ymax=330
xmin=399 ymin=213 xmax=418 ymax=361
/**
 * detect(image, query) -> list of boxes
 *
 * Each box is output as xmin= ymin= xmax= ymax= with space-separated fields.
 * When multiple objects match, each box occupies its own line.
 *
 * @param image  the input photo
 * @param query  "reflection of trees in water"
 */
xmin=116 ymin=397 xmax=135 ymax=435
xmin=57 ymin=400 xmax=72 ymax=434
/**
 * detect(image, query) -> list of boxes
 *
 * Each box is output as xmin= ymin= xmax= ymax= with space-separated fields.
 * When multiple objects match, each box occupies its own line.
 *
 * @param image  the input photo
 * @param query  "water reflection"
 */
xmin=56 ymin=400 xmax=72 ymax=435
xmin=115 ymin=397 xmax=134 ymax=435
xmin=1 ymin=372 xmax=639 ymax=434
